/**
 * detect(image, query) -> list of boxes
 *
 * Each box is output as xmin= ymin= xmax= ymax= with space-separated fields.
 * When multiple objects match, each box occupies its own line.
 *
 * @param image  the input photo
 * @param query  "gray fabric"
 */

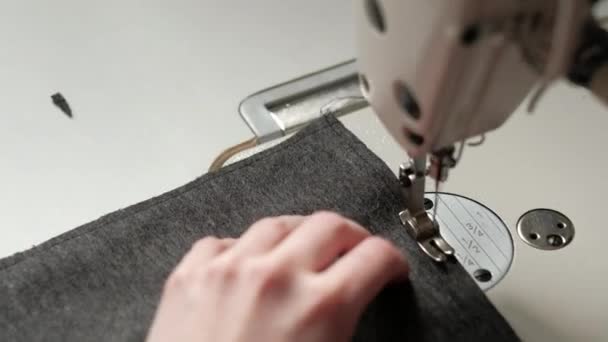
xmin=0 ymin=115 xmax=519 ymax=342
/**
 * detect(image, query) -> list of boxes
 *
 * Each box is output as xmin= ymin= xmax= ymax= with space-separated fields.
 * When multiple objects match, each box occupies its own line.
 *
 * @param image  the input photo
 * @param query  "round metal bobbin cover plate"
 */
xmin=517 ymin=209 xmax=575 ymax=250
xmin=427 ymin=193 xmax=514 ymax=291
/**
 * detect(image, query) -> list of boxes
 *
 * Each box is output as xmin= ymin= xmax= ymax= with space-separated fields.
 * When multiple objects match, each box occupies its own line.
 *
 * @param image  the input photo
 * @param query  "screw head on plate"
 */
xmin=517 ymin=209 xmax=574 ymax=250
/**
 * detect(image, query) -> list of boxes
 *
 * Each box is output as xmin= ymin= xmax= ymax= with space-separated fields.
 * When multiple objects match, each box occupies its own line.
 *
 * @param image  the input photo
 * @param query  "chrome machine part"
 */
xmin=398 ymin=157 xmax=427 ymax=213
xmin=429 ymin=147 xmax=458 ymax=183
xmin=399 ymin=209 xmax=455 ymax=263
xmin=426 ymin=193 xmax=515 ymax=291
xmin=428 ymin=147 xmax=459 ymax=222
xmin=517 ymin=209 xmax=575 ymax=250
xmin=398 ymin=159 xmax=455 ymax=263
xmin=223 ymin=60 xmax=367 ymax=172
xmin=239 ymin=60 xmax=367 ymax=144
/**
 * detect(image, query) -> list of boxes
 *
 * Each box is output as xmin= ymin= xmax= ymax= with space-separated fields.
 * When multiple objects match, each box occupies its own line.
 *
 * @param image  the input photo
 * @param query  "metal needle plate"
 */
xmin=427 ymin=193 xmax=514 ymax=291
xmin=517 ymin=209 xmax=575 ymax=250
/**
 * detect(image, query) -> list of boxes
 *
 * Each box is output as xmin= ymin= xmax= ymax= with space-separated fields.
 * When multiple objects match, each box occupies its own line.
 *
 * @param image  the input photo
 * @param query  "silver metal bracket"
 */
xmin=239 ymin=60 xmax=367 ymax=144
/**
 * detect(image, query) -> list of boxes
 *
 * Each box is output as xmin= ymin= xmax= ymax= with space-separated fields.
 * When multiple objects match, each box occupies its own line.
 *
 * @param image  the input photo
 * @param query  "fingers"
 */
xmin=272 ymin=212 xmax=371 ymax=271
xmin=179 ymin=237 xmax=236 ymax=267
xmin=227 ymin=216 xmax=305 ymax=258
xmin=324 ymin=237 xmax=409 ymax=312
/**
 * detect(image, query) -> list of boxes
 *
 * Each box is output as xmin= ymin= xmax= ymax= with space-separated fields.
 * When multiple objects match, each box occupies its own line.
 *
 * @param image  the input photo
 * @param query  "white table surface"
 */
xmin=1 ymin=1 xmax=607 ymax=341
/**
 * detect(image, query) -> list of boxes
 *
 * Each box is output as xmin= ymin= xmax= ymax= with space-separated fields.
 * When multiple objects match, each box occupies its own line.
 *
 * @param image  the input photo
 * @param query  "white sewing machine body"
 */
xmin=356 ymin=0 xmax=587 ymax=155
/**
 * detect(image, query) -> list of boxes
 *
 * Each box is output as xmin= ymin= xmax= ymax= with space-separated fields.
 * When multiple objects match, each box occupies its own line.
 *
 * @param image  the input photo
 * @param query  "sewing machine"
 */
xmin=1 ymin=0 xmax=607 ymax=340
xmin=357 ymin=0 xmax=606 ymax=264
xmin=224 ymin=1 xmax=608 ymax=340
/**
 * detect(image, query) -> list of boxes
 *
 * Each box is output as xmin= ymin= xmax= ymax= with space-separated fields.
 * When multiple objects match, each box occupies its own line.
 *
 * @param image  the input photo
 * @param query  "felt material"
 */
xmin=0 ymin=116 xmax=519 ymax=342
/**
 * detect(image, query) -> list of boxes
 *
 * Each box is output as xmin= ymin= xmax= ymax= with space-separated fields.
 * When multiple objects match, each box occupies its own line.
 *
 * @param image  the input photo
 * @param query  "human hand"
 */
xmin=146 ymin=212 xmax=409 ymax=342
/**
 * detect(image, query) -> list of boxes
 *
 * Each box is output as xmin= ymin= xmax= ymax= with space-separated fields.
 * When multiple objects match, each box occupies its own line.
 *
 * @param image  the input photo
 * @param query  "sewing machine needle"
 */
xmin=432 ymin=153 xmax=445 ymax=223
xmin=433 ymin=178 xmax=440 ymax=223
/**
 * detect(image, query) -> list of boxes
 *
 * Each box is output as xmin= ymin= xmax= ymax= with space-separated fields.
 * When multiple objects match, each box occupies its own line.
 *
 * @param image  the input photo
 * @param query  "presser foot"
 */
xmin=399 ymin=209 xmax=455 ymax=263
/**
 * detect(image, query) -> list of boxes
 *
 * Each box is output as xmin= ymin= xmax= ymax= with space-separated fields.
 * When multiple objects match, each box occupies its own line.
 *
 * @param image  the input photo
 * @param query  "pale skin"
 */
xmin=146 ymin=212 xmax=409 ymax=342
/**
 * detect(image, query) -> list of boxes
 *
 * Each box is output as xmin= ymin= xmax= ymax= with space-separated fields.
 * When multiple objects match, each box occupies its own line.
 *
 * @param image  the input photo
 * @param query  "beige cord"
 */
xmin=209 ymin=137 xmax=259 ymax=172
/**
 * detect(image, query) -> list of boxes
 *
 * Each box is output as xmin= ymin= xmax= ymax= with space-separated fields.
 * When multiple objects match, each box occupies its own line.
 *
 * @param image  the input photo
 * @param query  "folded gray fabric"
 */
xmin=0 ymin=115 xmax=519 ymax=342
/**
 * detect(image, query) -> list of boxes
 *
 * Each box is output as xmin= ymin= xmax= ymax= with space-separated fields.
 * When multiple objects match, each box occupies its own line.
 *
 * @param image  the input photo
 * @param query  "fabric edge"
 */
xmin=0 ymin=116 xmax=369 ymax=270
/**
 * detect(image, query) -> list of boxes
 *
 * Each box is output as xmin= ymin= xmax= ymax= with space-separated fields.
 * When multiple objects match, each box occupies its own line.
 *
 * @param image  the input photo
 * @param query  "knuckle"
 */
xmin=252 ymin=217 xmax=275 ymax=229
xmin=245 ymin=258 xmax=287 ymax=294
xmin=202 ymin=257 xmax=239 ymax=283
xmin=323 ymin=281 xmax=349 ymax=305
xmin=252 ymin=217 xmax=291 ymax=235
xmin=164 ymin=267 xmax=194 ymax=293
xmin=244 ymin=258 xmax=272 ymax=277
xmin=313 ymin=211 xmax=346 ymax=226
xmin=366 ymin=237 xmax=405 ymax=265
xmin=300 ymin=281 xmax=344 ymax=322
xmin=313 ymin=212 xmax=349 ymax=232
xmin=367 ymin=236 xmax=393 ymax=249
xmin=312 ymin=212 xmax=368 ymax=238
xmin=192 ymin=236 xmax=221 ymax=251
xmin=367 ymin=237 xmax=398 ymax=255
